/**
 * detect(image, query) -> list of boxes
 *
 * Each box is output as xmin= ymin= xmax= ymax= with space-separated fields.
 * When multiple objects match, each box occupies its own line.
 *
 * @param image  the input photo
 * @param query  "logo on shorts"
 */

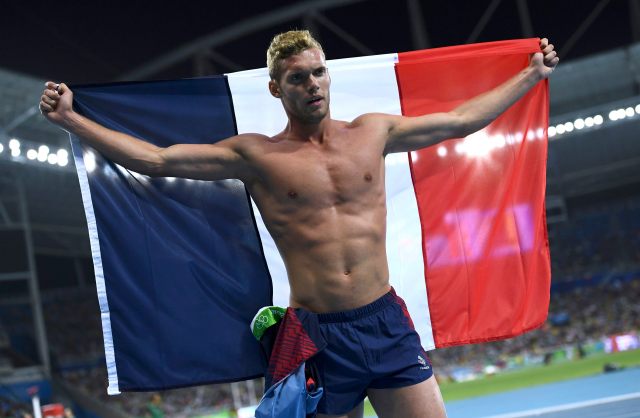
xmin=418 ymin=355 xmax=430 ymax=370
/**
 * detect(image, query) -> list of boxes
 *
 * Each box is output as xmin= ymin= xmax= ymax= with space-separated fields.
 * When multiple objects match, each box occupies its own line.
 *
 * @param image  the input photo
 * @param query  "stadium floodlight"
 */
xmin=437 ymin=145 xmax=447 ymax=157
xmin=58 ymin=156 xmax=69 ymax=167
xmin=37 ymin=145 xmax=49 ymax=162
xmin=556 ymin=124 xmax=566 ymax=135
xmin=0 ymin=144 xmax=3 ymax=153
xmin=11 ymin=148 xmax=20 ymax=157
xmin=47 ymin=154 xmax=58 ymax=165
xmin=57 ymin=149 xmax=69 ymax=160
xmin=9 ymin=138 xmax=20 ymax=149
xmin=563 ymin=122 xmax=574 ymax=132
xmin=608 ymin=110 xmax=618 ymax=121
xmin=548 ymin=126 xmax=556 ymax=137
xmin=585 ymin=117 xmax=594 ymax=127
xmin=574 ymin=118 xmax=585 ymax=129
xmin=84 ymin=151 xmax=97 ymax=173
xmin=594 ymin=115 xmax=603 ymax=125
xmin=636 ymin=104 xmax=640 ymax=114
xmin=625 ymin=107 xmax=635 ymax=117
xmin=27 ymin=149 xmax=38 ymax=160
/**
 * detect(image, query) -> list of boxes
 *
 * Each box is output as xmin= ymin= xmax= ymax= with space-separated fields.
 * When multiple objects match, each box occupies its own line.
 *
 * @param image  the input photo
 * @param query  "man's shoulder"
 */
xmin=349 ymin=113 xmax=398 ymax=130
xmin=350 ymin=112 xmax=397 ymax=125
xmin=226 ymin=132 xmax=271 ymax=148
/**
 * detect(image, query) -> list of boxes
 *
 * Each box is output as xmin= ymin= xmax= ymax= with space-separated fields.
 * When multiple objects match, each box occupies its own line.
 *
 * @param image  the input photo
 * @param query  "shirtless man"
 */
xmin=40 ymin=31 xmax=558 ymax=418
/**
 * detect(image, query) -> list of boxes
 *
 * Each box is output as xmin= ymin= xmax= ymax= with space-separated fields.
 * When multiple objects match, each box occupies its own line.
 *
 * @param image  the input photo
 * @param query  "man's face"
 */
xmin=269 ymin=48 xmax=330 ymax=124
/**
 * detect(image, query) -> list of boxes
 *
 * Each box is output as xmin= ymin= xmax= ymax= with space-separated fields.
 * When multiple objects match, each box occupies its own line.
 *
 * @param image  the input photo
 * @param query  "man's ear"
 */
xmin=268 ymin=79 xmax=281 ymax=98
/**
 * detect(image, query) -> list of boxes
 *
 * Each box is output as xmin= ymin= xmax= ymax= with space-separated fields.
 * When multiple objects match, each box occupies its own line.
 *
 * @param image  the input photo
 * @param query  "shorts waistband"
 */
xmin=314 ymin=287 xmax=397 ymax=323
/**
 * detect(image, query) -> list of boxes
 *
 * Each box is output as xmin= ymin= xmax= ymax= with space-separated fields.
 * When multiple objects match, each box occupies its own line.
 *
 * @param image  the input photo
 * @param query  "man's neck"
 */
xmin=284 ymin=113 xmax=332 ymax=144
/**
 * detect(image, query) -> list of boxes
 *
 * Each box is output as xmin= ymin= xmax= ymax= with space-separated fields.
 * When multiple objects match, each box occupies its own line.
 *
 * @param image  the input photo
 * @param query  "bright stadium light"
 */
xmin=493 ymin=134 xmax=506 ymax=147
xmin=9 ymin=139 xmax=20 ymax=149
xmin=11 ymin=148 xmax=20 ymax=157
xmin=564 ymin=122 xmax=574 ymax=132
xmin=57 ymin=149 xmax=68 ymax=160
xmin=574 ymin=118 xmax=585 ymax=129
xmin=27 ymin=149 xmax=37 ymax=160
xmin=47 ymin=154 xmax=58 ymax=165
xmin=594 ymin=115 xmax=603 ymax=125
xmin=0 ymin=144 xmax=4 ymax=153
xmin=625 ymin=107 xmax=634 ymax=117
xmin=437 ymin=145 xmax=447 ymax=157
xmin=84 ymin=151 xmax=97 ymax=173
xmin=585 ymin=117 xmax=594 ymax=127
xmin=548 ymin=126 xmax=556 ymax=137
xmin=556 ymin=124 xmax=566 ymax=135
xmin=58 ymin=157 xmax=69 ymax=167
xmin=609 ymin=110 xmax=618 ymax=121
xmin=636 ymin=104 xmax=640 ymax=114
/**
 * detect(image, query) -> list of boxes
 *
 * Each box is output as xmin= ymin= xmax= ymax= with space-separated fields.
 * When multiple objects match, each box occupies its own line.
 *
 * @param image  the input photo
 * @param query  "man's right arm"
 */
xmin=40 ymin=82 xmax=253 ymax=182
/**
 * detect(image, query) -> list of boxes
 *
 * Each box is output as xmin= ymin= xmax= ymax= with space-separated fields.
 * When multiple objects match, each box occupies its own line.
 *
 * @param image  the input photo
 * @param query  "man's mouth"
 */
xmin=307 ymin=96 xmax=323 ymax=106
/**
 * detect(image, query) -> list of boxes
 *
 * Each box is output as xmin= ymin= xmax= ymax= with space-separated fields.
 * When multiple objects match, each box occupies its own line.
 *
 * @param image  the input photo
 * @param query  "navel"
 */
xmin=288 ymin=190 xmax=298 ymax=199
xmin=344 ymin=269 xmax=351 ymax=275
xmin=364 ymin=173 xmax=373 ymax=182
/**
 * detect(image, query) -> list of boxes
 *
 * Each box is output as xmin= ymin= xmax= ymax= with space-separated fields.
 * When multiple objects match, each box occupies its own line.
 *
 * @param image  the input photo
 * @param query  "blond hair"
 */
xmin=267 ymin=30 xmax=324 ymax=80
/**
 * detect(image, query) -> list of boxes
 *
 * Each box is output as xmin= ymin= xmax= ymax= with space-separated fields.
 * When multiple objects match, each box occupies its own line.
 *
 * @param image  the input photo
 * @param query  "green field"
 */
xmin=363 ymin=349 xmax=640 ymax=415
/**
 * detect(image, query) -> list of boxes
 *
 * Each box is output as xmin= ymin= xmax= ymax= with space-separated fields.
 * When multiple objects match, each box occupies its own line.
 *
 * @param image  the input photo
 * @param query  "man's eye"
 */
xmin=314 ymin=69 xmax=325 ymax=76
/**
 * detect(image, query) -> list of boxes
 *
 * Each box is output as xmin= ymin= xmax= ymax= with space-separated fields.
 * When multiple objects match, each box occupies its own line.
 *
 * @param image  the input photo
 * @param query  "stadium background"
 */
xmin=1 ymin=0 xmax=638 ymax=417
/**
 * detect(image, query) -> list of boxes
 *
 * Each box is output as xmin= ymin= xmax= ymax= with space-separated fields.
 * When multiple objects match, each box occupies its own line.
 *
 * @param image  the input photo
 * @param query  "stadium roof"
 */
xmin=1 ymin=0 xmax=639 ymax=257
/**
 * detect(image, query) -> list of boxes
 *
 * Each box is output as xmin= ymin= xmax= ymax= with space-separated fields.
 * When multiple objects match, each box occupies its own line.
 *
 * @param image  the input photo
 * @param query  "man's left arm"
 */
xmin=384 ymin=38 xmax=559 ymax=154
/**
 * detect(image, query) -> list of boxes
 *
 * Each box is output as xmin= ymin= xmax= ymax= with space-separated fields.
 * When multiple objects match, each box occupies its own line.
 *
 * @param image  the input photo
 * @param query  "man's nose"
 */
xmin=307 ymin=76 xmax=320 ymax=91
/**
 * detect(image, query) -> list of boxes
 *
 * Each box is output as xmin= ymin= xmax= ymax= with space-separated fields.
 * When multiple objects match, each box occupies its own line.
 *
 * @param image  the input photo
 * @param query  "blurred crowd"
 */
xmin=0 ymin=193 xmax=638 ymax=416
xmin=61 ymin=367 xmax=242 ymax=417
xmin=548 ymin=194 xmax=640 ymax=280
xmin=429 ymin=277 xmax=640 ymax=376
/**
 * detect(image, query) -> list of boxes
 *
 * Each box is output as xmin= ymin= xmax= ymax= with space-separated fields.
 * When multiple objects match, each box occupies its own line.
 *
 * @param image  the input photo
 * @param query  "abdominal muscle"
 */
xmin=260 ymin=201 xmax=392 ymax=313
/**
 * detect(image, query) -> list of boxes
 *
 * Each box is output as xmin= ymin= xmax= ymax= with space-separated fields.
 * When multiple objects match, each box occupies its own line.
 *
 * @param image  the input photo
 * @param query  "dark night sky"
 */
xmin=1 ymin=0 xmax=632 ymax=84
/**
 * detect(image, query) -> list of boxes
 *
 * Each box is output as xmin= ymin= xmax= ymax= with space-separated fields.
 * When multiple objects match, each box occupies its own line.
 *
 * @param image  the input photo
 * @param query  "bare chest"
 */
xmin=250 ymin=134 xmax=385 ymax=208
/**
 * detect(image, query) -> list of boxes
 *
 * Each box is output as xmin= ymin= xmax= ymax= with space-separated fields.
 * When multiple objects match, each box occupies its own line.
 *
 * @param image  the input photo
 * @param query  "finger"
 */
xmin=543 ymin=44 xmax=554 ymax=54
xmin=41 ymin=95 xmax=57 ymax=107
xmin=544 ymin=51 xmax=558 ymax=61
xmin=40 ymin=102 xmax=54 ymax=113
xmin=540 ymin=38 xmax=548 ymax=48
xmin=44 ymin=89 xmax=60 ymax=99
xmin=57 ymin=82 xmax=69 ymax=94
xmin=45 ymin=81 xmax=58 ymax=91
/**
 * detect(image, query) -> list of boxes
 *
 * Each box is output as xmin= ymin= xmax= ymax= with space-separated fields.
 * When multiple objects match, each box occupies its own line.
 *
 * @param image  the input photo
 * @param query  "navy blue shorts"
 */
xmin=302 ymin=288 xmax=433 ymax=415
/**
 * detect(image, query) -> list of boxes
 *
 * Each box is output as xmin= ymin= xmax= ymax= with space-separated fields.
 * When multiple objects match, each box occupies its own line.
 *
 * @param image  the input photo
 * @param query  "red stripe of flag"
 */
xmin=395 ymin=39 xmax=551 ymax=347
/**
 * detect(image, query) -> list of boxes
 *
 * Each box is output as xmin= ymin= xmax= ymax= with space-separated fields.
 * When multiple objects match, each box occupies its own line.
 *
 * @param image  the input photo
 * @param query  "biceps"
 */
xmin=386 ymin=112 xmax=463 ymax=154
xmin=158 ymin=143 xmax=246 ymax=181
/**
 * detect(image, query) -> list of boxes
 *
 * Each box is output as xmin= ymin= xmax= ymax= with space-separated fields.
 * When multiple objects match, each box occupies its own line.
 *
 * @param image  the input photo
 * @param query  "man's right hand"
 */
xmin=40 ymin=82 xmax=74 ymax=127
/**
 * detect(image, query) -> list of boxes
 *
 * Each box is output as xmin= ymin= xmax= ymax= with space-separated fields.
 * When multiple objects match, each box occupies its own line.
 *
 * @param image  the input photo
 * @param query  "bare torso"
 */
xmin=241 ymin=117 xmax=391 ymax=312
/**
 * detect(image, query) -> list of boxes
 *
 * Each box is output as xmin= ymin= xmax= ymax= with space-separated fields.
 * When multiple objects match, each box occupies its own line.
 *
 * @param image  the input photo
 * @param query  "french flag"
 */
xmin=69 ymin=38 xmax=550 ymax=394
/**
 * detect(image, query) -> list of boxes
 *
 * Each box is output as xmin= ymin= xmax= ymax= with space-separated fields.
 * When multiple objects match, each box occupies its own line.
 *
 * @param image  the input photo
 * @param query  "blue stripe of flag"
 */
xmin=70 ymin=76 xmax=272 ymax=391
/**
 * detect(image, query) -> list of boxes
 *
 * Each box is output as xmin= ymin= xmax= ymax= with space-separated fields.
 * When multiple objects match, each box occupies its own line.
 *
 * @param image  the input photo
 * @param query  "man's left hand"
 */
xmin=531 ymin=38 xmax=559 ymax=80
